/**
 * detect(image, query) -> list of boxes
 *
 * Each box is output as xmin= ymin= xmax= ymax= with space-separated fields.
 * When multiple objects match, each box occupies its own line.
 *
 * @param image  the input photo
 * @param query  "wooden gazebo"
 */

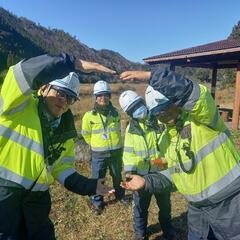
xmin=143 ymin=39 xmax=240 ymax=130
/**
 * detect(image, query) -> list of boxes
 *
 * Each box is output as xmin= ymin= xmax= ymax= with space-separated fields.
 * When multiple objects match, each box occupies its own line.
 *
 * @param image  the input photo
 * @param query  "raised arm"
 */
xmin=20 ymin=53 xmax=116 ymax=90
xmin=119 ymin=71 xmax=151 ymax=82
xmin=120 ymin=69 xmax=194 ymax=107
xmin=75 ymin=59 xmax=116 ymax=74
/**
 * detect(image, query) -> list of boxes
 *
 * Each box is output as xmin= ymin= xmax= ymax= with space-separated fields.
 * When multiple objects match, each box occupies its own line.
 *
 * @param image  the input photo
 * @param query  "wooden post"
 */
xmin=232 ymin=64 xmax=240 ymax=130
xmin=211 ymin=68 xmax=217 ymax=99
xmin=221 ymin=111 xmax=229 ymax=122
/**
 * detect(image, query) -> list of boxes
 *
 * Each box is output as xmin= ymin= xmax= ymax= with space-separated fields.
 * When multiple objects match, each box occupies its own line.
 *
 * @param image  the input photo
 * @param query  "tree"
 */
xmin=228 ymin=21 xmax=240 ymax=40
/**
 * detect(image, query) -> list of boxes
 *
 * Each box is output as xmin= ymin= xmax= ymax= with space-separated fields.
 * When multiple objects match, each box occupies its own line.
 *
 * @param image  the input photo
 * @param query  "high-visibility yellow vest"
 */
xmin=81 ymin=109 xmax=122 ymax=152
xmin=0 ymin=63 xmax=76 ymax=191
xmin=159 ymin=84 xmax=240 ymax=203
xmin=123 ymin=121 xmax=163 ymax=175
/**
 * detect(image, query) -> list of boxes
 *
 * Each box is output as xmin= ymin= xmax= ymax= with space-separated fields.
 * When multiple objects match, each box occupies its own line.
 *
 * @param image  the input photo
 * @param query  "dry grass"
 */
xmin=50 ymin=160 xmax=188 ymax=240
xmin=215 ymin=86 xmax=235 ymax=108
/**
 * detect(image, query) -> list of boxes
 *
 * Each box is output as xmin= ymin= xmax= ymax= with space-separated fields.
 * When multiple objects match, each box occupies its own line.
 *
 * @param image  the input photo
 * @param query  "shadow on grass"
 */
xmin=148 ymin=212 xmax=187 ymax=240
xmin=105 ymin=193 xmax=133 ymax=206
xmin=85 ymin=193 xmax=133 ymax=210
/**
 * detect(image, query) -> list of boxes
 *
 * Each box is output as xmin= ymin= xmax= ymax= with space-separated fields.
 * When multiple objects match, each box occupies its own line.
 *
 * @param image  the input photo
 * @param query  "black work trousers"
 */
xmin=0 ymin=186 xmax=55 ymax=240
xmin=91 ymin=149 xmax=125 ymax=207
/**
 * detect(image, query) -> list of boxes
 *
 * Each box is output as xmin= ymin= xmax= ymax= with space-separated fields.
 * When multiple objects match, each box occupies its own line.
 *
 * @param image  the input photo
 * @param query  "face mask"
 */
xmin=132 ymin=105 xmax=148 ymax=119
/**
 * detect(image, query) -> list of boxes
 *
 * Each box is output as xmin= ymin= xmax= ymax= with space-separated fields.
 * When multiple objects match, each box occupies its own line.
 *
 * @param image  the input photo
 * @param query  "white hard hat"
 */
xmin=145 ymin=85 xmax=170 ymax=115
xmin=93 ymin=80 xmax=111 ymax=95
xmin=49 ymin=72 xmax=80 ymax=99
xmin=119 ymin=90 xmax=143 ymax=112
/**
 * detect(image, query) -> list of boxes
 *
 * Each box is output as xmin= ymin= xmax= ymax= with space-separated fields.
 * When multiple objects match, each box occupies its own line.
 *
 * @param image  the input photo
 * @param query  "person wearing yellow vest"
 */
xmin=0 ymin=53 xmax=116 ymax=239
xmin=119 ymin=90 xmax=175 ymax=240
xmin=81 ymin=80 xmax=126 ymax=215
xmin=120 ymin=69 xmax=240 ymax=240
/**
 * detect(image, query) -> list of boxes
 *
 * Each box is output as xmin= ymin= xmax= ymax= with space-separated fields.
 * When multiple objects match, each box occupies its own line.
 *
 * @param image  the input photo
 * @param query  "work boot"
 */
xmin=92 ymin=204 xmax=104 ymax=215
xmin=117 ymin=195 xmax=132 ymax=204
xmin=135 ymin=234 xmax=148 ymax=240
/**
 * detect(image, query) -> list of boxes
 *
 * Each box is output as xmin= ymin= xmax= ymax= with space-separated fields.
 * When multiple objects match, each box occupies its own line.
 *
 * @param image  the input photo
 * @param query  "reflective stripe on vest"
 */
xmin=82 ymin=111 xmax=122 ymax=151
xmin=0 ymin=97 xmax=3 ymax=114
xmin=123 ymin=122 xmax=161 ymax=175
xmin=57 ymin=168 xmax=76 ymax=185
xmin=160 ymin=169 xmax=172 ymax=181
xmin=13 ymin=62 xmax=33 ymax=96
xmin=81 ymin=129 xmax=90 ymax=135
xmin=124 ymin=146 xmax=158 ymax=157
xmin=31 ymin=183 xmax=49 ymax=191
xmin=124 ymin=165 xmax=137 ymax=172
xmin=209 ymin=109 xmax=220 ymax=129
xmin=61 ymin=156 xmax=75 ymax=164
xmin=1 ymin=99 xmax=29 ymax=115
xmin=185 ymin=163 xmax=240 ymax=202
xmin=0 ymin=166 xmax=48 ymax=191
xmin=82 ymin=127 xmax=121 ymax=135
xmin=91 ymin=127 xmax=121 ymax=134
xmin=168 ymin=129 xmax=230 ymax=175
xmin=169 ymin=129 xmax=239 ymax=202
xmin=183 ymin=82 xmax=200 ymax=111
xmin=0 ymin=124 xmax=44 ymax=156
xmin=91 ymin=144 xmax=122 ymax=152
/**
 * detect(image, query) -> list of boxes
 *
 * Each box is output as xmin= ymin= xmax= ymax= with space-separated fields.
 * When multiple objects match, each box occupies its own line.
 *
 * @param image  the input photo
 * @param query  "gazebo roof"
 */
xmin=144 ymin=39 xmax=240 ymax=69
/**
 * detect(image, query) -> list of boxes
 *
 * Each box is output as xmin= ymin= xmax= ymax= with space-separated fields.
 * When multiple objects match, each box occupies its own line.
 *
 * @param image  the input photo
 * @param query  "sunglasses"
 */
xmin=51 ymin=87 xmax=77 ymax=105
xmin=96 ymin=93 xmax=110 ymax=98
